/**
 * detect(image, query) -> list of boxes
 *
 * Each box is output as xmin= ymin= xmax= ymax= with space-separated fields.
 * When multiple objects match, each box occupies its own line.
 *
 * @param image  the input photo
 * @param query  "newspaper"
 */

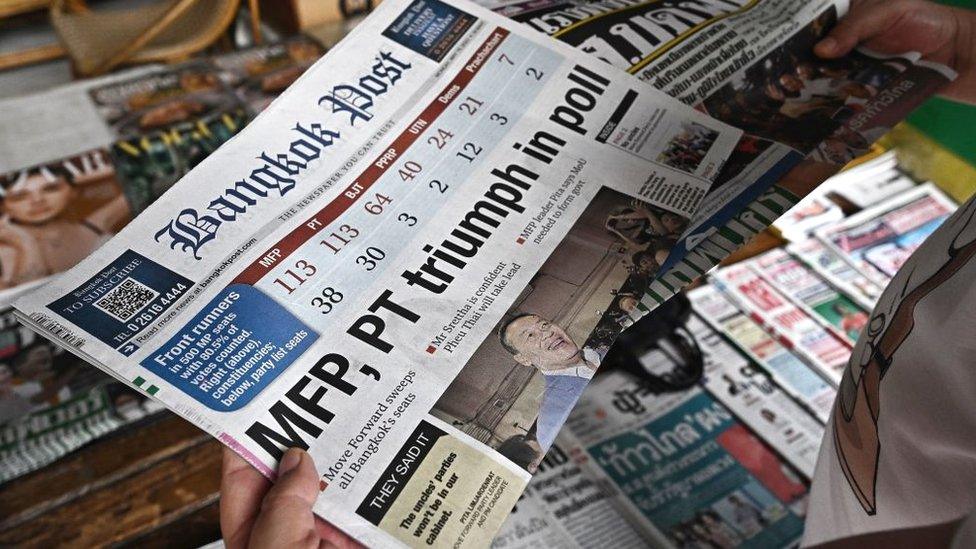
xmin=750 ymin=248 xmax=869 ymax=345
xmin=477 ymin=0 xmax=956 ymax=271
xmin=566 ymin=371 xmax=809 ymax=548
xmin=786 ymin=237 xmax=882 ymax=310
xmin=772 ymin=150 xmax=916 ymax=240
xmin=710 ymin=263 xmax=850 ymax=386
xmin=491 ymin=434 xmax=651 ymax=548
xmin=617 ymin=305 xmax=824 ymax=477
xmin=770 ymin=188 xmax=843 ymax=242
xmin=211 ymin=36 xmax=327 ymax=113
xmin=0 ymin=67 xmax=161 ymax=173
xmin=0 ymin=304 xmax=163 ymax=482
xmin=810 ymin=150 xmax=914 ymax=210
xmin=688 ymin=284 xmax=835 ymax=424
xmin=12 ymin=0 xmax=748 ymax=544
xmin=814 ymin=182 xmax=957 ymax=287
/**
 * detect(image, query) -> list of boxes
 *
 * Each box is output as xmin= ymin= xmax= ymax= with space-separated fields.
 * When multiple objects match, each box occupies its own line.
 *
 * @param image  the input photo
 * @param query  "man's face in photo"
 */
xmin=503 ymin=314 xmax=581 ymax=370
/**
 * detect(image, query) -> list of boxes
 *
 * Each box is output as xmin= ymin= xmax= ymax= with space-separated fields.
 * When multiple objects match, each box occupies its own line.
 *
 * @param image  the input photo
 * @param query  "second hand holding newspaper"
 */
xmin=12 ymin=0 xmax=741 ymax=546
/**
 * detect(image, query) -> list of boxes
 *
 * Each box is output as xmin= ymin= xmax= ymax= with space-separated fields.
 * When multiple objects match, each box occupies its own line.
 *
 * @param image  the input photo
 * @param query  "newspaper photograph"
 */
xmin=710 ymin=263 xmax=851 ymax=386
xmin=12 ymin=0 xmax=746 ymax=544
xmin=566 ymin=371 xmax=809 ymax=548
xmin=688 ymin=284 xmax=836 ymax=425
xmin=478 ymin=0 xmax=956 ymax=271
xmin=815 ymin=182 xmax=957 ymax=287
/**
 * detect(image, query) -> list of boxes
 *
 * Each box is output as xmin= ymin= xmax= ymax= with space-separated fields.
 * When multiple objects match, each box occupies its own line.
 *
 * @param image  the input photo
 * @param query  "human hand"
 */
xmin=815 ymin=0 xmax=976 ymax=104
xmin=220 ymin=447 xmax=361 ymax=549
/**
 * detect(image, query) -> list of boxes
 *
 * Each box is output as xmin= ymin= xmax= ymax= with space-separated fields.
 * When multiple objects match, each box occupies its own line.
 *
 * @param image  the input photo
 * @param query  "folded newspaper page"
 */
xmin=710 ymin=263 xmax=851 ymax=386
xmin=689 ymin=284 xmax=836 ymax=424
xmin=565 ymin=370 xmax=809 ymax=547
xmin=477 ymin=0 xmax=956 ymax=271
xmin=12 ymin=0 xmax=747 ymax=544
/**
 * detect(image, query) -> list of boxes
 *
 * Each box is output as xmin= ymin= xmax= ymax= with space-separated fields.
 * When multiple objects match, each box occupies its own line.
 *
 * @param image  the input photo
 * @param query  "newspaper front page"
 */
xmin=565 ymin=371 xmax=809 ymax=547
xmin=710 ymin=263 xmax=851 ymax=385
xmin=476 ymin=0 xmax=956 ymax=271
xmin=814 ymin=182 xmax=957 ymax=288
xmin=12 ymin=0 xmax=747 ymax=544
xmin=751 ymin=248 xmax=870 ymax=345
xmin=689 ymin=284 xmax=836 ymax=424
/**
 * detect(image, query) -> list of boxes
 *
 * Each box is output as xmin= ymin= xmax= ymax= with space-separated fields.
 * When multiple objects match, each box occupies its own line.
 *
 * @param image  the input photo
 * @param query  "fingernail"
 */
xmin=279 ymin=448 xmax=304 ymax=475
xmin=817 ymin=37 xmax=837 ymax=53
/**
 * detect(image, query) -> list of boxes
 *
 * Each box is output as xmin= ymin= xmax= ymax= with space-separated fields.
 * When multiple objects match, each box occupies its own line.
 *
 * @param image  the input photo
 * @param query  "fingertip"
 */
xmin=279 ymin=447 xmax=304 ymax=475
xmin=814 ymin=37 xmax=839 ymax=57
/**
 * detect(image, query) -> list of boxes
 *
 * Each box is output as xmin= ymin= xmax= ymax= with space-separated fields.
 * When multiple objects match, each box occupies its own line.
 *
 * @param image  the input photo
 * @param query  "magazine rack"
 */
xmin=50 ymin=0 xmax=241 ymax=76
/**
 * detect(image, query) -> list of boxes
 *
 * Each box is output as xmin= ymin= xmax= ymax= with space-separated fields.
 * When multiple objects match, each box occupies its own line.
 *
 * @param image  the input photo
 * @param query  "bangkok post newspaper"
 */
xmin=477 ymin=0 xmax=957 ymax=271
xmin=12 ymin=0 xmax=744 ymax=544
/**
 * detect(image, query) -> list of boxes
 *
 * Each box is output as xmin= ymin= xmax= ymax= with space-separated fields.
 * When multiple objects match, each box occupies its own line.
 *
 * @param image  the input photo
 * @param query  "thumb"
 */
xmin=247 ymin=448 xmax=322 ymax=549
xmin=815 ymin=1 xmax=896 ymax=58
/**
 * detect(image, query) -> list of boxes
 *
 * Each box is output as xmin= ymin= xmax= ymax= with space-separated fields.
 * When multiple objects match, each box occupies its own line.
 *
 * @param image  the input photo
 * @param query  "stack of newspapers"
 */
xmin=493 ymin=151 xmax=959 ymax=548
xmin=1 ymin=0 xmax=957 ymax=546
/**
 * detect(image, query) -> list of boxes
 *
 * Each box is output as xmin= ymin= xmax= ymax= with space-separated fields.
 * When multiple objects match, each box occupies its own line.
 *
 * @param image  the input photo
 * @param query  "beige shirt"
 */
xmin=803 ymin=193 xmax=976 ymax=546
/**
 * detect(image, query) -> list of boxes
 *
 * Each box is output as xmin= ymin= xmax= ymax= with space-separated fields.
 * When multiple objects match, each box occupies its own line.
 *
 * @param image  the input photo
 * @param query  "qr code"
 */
xmin=93 ymin=277 xmax=158 ymax=322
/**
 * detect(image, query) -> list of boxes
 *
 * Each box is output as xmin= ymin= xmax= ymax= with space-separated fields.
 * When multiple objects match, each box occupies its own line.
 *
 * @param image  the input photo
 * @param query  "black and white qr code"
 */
xmin=93 ymin=277 xmax=158 ymax=322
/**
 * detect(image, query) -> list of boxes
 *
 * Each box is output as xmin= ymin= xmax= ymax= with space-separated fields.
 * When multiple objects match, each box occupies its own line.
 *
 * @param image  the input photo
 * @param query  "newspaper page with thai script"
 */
xmin=814 ymin=182 xmax=957 ymax=288
xmin=491 ymin=433 xmax=651 ymax=548
xmin=476 ymin=0 xmax=956 ymax=273
xmin=710 ymin=263 xmax=851 ymax=385
xmin=594 ymin=291 xmax=824 ymax=477
xmin=749 ymin=248 xmax=869 ymax=346
xmin=12 ymin=0 xmax=745 ymax=544
xmin=688 ymin=284 xmax=836 ymax=424
xmin=565 ymin=370 xmax=810 ymax=548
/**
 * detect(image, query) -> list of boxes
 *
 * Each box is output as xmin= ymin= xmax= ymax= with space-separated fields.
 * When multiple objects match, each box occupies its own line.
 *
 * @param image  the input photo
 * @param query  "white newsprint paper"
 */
xmin=12 ymin=0 xmax=742 ymax=545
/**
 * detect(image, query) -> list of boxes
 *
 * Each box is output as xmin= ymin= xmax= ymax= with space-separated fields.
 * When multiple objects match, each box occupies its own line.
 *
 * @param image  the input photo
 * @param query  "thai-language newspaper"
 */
xmin=478 ymin=0 xmax=955 ymax=271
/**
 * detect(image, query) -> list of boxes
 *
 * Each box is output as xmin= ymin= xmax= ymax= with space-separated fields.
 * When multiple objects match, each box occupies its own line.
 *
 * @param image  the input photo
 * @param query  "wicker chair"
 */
xmin=50 ymin=0 xmax=242 ymax=76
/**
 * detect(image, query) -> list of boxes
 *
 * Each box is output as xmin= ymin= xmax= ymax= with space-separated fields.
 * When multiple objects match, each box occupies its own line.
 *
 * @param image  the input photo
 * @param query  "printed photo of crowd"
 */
xmin=657 ymin=122 xmax=720 ymax=174
xmin=430 ymin=187 xmax=690 ymax=472
xmin=702 ymin=8 xmax=910 ymax=156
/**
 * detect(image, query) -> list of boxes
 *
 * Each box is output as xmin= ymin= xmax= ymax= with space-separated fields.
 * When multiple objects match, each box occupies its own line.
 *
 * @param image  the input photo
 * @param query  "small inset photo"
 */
xmin=657 ymin=122 xmax=720 ymax=174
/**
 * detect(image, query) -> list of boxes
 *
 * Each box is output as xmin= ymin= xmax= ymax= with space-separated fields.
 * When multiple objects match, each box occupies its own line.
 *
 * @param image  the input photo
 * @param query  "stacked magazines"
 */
xmin=0 ymin=37 xmax=328 ymax=482
xmin=2 ymin=0 xmax=957 ymax=547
